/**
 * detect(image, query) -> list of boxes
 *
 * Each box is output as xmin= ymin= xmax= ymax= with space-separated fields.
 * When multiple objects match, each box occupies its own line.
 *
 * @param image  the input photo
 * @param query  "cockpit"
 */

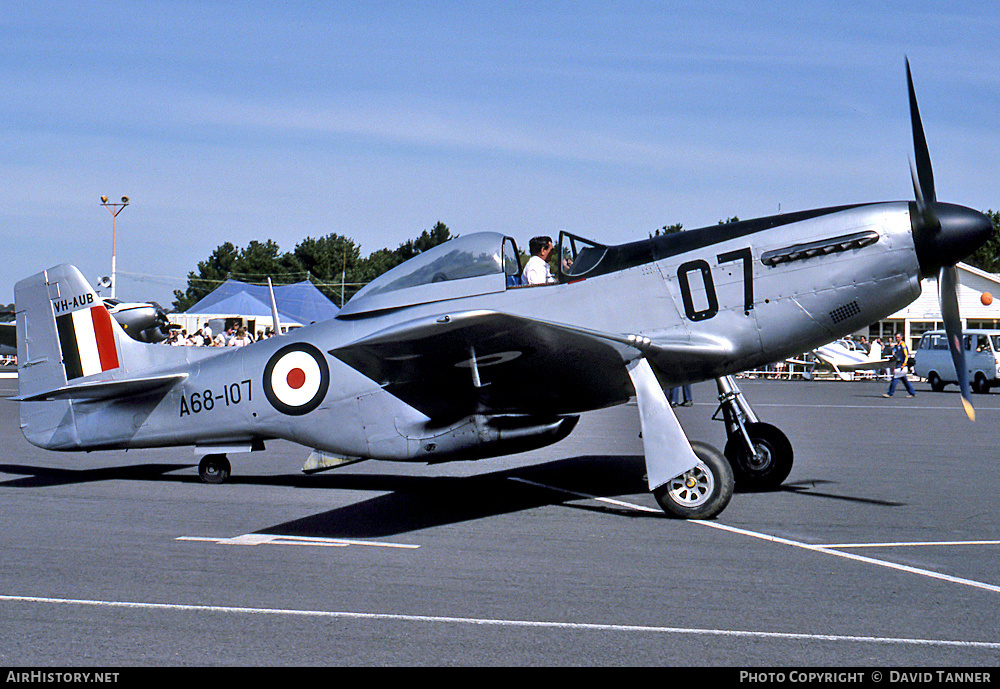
xmin=336 ymin=230 xmax=614 ymax=317
xmin=338 ymin=233 xmax=517 ymax=316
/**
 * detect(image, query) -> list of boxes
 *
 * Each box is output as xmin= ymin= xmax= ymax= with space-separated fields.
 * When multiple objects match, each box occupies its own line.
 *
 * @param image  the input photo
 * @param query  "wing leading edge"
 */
xmin=330 ymin=310 xmax=733 ymax=420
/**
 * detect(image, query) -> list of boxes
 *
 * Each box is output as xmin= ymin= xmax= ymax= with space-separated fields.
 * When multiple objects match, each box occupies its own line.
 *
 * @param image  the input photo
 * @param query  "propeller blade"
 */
xmin=906 ymin=60 xmax=989 ymax=420
xmin=909 ymin=160 xmax=928 ymax=211
xmin=907 ymin=58 xmax=936 ymax=208
xmin=939 ymin=265 xmax=975 ymax=421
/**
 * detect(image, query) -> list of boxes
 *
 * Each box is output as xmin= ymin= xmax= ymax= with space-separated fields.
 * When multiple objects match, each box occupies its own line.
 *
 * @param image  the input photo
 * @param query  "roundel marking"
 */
xmin=263 ymin=343 xmax=330 ymax=415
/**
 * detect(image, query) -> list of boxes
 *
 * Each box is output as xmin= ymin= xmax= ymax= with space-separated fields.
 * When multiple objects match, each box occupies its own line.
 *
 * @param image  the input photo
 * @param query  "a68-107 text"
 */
xmin=179 ymin=380 xmax=252 ymax=417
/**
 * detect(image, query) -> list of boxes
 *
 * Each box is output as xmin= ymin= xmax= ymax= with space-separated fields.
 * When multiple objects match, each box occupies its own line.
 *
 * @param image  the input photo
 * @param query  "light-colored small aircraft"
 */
xmin=10 ymin=63 xmax=992 ymax=519
xmin=789 ymin=339 xmax=892 ymax=381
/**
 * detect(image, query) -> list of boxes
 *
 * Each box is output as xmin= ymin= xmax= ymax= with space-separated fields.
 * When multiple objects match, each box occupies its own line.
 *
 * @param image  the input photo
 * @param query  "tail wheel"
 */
xmin=199 ymin=454 xmax=231 ymax=484
xmin=653 ymin=441 xmax=733 ymax=519
xmin=724 ymin=422 xmax=793 ymax=491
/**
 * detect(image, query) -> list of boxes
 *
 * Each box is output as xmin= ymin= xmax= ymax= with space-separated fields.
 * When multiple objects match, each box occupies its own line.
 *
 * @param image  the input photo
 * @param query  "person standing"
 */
xmin=668 ymin=385 xmax=693 ymax=407
xmin=883 ymin=333 xmax=916 ymax=398
xmin=227 ymin=327 xmax=251 ymax=347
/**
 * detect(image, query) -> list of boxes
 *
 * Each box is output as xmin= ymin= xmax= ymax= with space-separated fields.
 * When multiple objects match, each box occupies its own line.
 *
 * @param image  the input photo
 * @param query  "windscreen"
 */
xmin=353 ymin=234 xmax=504 ymax=301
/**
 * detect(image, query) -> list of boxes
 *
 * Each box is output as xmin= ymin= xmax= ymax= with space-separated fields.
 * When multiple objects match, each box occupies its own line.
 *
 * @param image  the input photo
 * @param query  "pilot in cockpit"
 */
xmin=522 ymin=236 xmax=557 ymax=285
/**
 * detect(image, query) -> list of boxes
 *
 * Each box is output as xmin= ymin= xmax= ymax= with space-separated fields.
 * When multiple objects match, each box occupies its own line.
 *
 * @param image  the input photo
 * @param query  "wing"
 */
xmin=813 ymin=353 xmax=891 ymax=371
xmin=331 ymin=310 xmax=732 ymax=420
xmin=846 ymin=358 xmax=893 ymax=371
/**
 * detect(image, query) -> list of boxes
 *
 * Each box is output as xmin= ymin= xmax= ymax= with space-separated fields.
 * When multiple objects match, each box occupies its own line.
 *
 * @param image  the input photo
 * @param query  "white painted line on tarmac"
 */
xmin=819 ymin=540 xmax=1000 ymax=549
xmin=508 ymin=477 xmax=662 ymax=514
xmin=693 ymin=401 xmax=995 ymax=412
xmin=637 ymin=400 xmax=987 ymax=412
xmin=513 ymin=477 xmax=1000 ymax=595
xmin=693 ymin=521 xmax=1000 ymax=594
xmin=177 ymin=534 xmax=420 ymax=549
xmin=1 ymin=593 xmax=998 ymax=650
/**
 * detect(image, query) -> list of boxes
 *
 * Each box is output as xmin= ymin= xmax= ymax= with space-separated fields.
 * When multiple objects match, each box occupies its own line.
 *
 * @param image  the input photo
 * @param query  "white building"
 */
xmin=865 ymin=262 xmax=1000 ymax=350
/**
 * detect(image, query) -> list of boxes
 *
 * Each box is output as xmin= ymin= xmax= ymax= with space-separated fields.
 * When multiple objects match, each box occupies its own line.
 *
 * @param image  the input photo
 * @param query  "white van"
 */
xmin=914 ymin=329 xmax=1000 ymax=394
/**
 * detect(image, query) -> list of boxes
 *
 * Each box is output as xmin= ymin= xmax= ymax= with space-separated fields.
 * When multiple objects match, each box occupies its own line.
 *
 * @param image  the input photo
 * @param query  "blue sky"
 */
xmin=3 ymin=1 xmax=999 ymax=307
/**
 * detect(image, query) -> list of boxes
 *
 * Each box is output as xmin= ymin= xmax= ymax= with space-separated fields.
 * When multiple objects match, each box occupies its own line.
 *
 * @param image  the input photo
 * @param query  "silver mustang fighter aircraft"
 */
xmin=11 ymin=64 xmax=992 ymax=519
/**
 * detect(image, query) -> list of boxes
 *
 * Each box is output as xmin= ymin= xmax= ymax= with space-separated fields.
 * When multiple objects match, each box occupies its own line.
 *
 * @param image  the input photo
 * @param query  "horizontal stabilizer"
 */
xmin=12 ymin=373 xmax=187 ymax=402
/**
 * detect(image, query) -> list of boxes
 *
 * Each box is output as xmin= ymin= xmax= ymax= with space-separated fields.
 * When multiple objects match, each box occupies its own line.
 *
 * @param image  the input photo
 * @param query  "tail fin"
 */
xmin=14 ymin=265 xmax=172 ymax=449
xmin=15 ymin=265 xmax=127 ymax=398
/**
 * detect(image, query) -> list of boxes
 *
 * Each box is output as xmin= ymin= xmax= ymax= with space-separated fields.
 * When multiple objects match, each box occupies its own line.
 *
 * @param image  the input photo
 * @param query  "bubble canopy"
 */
xmin=338 ymin=233 xmax=519 ymax=317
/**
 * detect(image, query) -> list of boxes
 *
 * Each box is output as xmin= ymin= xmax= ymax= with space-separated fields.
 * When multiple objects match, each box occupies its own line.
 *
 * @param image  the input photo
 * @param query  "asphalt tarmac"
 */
xmin=1 ymin=375 xmax=998 ymax=667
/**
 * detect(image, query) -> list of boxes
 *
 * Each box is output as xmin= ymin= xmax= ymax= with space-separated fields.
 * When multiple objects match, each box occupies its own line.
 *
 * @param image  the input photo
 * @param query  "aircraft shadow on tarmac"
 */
xmin=254 ymin=464 xmax=907 ymax=539
xmin=0 ymin=456 xmax=904 ymax=537
xmin=0 ymin=455 xmax=658 ymax=537
xmin=256 ymin=455 xmax=662 ymax=539
xmin=778 ymin=479 xmax=905 ymax=508
xmin=0 ymin=462 xmax=192 ymax=488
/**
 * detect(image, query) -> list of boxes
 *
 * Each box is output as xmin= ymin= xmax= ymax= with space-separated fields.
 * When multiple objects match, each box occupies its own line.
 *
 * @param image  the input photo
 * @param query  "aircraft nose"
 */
xmin=913 ymin=203 xmax=994 ymax=277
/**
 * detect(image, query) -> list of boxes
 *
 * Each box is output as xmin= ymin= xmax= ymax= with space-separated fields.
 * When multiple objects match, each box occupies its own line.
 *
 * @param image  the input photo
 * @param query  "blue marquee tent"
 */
xmin=185 ymin=279 xmax=339 ymax=326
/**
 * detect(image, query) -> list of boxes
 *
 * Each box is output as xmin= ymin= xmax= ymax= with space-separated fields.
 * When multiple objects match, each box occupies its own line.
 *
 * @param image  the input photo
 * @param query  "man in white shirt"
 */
xmin=522 ymin=236 xmax=557 ymax=285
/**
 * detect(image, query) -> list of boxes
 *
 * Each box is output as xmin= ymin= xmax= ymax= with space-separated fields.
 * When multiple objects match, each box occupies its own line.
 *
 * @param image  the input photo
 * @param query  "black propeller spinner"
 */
xmin=906 ymin=59 xmax=993 ymax=420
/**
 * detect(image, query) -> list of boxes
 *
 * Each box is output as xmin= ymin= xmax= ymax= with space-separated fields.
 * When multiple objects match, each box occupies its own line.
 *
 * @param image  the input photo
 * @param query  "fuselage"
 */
xmin=22 ymin=201 xmax=927 ymax=459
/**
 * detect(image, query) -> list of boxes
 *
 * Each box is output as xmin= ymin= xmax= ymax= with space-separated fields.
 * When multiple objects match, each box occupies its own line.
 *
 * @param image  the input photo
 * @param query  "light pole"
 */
xmin=100 ymin=195 xmax=129 ymax=299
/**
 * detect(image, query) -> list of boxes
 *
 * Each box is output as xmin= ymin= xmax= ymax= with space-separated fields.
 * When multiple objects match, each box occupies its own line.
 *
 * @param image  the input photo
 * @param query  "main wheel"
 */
xmin=724 ymin=422 xmax=793 ymax=491
xmin=199 ymin=454 xmax=231 ymax=484
xmin=653 ymin=441 xmax=733 ymax=519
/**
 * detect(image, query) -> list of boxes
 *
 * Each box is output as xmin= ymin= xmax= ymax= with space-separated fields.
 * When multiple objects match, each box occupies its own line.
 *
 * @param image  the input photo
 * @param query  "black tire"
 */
xmin=928 ymin=372 xmax=945 ymax=392
xmin=724 ymin=422 xmax=793 ymax=491
xmin=973 ymin=374 xmax=990 ymax=395
xmin=199 ymin=454 xmax=231 ymax=484
xmin=653 ymin=441 xmax=733 ymax=519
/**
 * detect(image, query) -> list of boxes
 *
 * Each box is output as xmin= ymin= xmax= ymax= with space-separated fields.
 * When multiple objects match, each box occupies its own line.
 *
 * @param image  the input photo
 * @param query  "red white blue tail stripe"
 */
xmin=55 ymin=304 xmax=120 ymax=380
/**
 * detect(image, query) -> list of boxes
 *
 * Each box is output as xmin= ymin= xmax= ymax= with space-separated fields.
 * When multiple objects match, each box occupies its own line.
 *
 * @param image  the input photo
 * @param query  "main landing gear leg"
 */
xmin=198 ymin=453 xmax=231 ymax=484
xmin=714 ymin=375 xmax=793 ymax=491
xmin=627 ymin=358 xmax=733 ymax=519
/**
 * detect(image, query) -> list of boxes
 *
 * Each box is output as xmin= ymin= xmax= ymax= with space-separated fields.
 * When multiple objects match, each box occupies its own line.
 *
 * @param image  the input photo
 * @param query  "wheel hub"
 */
xmin=667 ymin=460 xmax=715 ymax=508
xmin=746 ymin=443 xmax=772 ymax=470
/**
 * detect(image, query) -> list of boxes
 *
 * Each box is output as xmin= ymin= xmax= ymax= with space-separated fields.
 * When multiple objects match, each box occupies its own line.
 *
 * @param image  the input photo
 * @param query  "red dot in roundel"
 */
xmin=286 ymin=367 xmax=307 ymax=390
